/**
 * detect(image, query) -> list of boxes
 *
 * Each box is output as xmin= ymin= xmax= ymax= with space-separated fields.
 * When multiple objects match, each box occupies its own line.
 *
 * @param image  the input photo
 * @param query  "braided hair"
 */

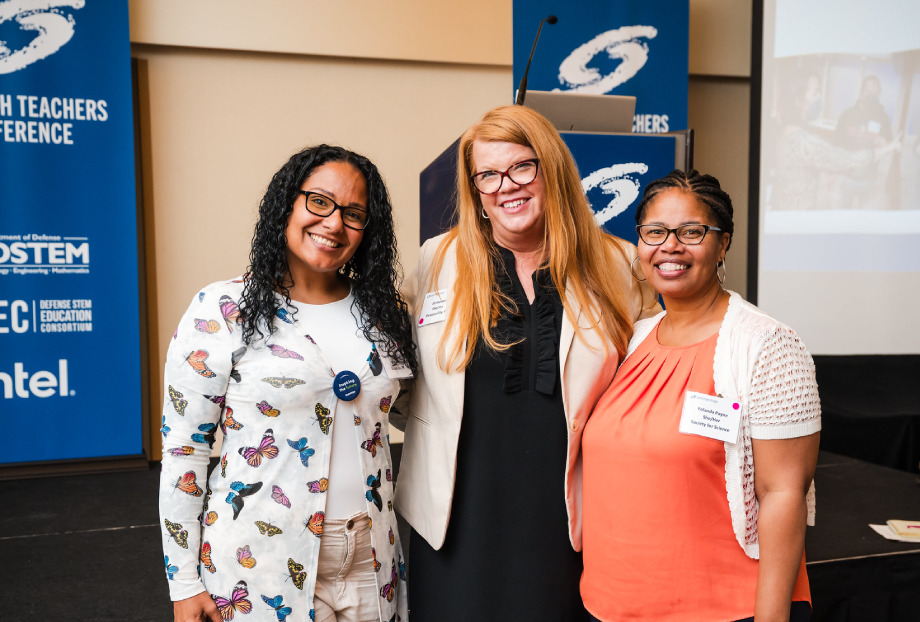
xmin=635 ymin=169 xmax=734 ymax=251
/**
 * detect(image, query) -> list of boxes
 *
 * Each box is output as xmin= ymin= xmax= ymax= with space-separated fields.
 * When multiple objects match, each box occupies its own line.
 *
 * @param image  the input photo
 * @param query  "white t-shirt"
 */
xmin=290 ymin=292 xmax=369 ymax=519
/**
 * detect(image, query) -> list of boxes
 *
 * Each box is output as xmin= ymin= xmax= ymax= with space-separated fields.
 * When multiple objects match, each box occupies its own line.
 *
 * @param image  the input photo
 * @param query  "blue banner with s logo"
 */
xmin=0 ymin=0 xmax=142 ymax=464
xmin=514 ymin=0 xmax=689 ymax=133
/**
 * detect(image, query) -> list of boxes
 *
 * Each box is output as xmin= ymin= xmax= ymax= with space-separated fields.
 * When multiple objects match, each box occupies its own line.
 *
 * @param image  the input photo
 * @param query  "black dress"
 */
xmin=408 ymin=246 xmax=589 ymax=621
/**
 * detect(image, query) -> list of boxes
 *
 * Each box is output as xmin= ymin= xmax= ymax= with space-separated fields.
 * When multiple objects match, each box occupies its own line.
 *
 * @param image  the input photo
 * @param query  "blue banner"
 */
xmin=0 ymin=0 xmax=142 ymax=464
xmin=514 ymin=0 xmax=689 ymax=133
xmin=562 ymin=132 xmax=684 ymax=243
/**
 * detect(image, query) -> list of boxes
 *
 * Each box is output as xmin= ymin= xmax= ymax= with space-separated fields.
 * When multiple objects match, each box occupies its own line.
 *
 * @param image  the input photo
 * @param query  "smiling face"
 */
xmin=637 ymin=188 xmax=730 ymax=304
xmin=470 ymin=140 xmax=546 ymax=250
xmin=284 ymin=161 xmax=366 ymax=285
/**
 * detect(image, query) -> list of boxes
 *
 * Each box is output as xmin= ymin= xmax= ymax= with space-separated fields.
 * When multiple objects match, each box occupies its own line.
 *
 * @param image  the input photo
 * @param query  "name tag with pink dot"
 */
xmin=418 ymin=290 xmax=448 ymax=327
xmin=679 ymin=391 xmax=742 ymax=443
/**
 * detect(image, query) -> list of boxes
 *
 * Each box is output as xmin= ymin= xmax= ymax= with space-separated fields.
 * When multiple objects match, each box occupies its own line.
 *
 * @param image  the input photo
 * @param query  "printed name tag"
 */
xmin=418 ymin=289 xmax=448 ymax=326
xmin=379 ymin=349 xmax=414 ymax=379
xmin=679 ymin=391 xmax=742 ymax=443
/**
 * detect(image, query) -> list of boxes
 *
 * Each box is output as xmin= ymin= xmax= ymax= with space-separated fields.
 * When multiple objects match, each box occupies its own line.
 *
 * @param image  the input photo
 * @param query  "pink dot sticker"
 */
xmin=418 ymin=318 xmax=424 ymax=325
xmin=732 ymin=403 xmax=740 ymax=410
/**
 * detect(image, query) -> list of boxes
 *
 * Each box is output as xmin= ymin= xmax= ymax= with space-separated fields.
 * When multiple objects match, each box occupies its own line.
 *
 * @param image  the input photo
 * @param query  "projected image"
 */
xmin=762 ymin=52 xmax=920 ymax=217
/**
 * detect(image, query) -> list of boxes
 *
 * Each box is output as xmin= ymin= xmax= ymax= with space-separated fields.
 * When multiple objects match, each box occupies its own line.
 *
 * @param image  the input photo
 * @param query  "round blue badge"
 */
xmin=333 ymin=370 xmax=361 ymax=401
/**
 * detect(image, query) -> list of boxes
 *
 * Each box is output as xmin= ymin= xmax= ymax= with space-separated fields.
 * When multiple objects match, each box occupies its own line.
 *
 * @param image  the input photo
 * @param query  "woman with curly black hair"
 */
xmin=159 ymin=145 xmax=415 ymax=622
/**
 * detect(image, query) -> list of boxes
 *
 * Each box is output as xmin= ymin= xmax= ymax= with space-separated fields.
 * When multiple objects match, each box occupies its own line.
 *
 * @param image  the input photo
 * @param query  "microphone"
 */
xmin=515 ymin=15 xmax=558 ymax=106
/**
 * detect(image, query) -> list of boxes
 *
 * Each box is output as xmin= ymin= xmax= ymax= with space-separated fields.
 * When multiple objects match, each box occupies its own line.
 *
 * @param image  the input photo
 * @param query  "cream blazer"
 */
xmin=393 ymin=232 xmax=659 ymax=551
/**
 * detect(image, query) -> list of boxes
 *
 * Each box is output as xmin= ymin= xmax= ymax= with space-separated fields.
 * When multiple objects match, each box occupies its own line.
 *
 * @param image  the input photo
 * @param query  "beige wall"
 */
xmin=133 ymin=1 xmax=752 ymax=458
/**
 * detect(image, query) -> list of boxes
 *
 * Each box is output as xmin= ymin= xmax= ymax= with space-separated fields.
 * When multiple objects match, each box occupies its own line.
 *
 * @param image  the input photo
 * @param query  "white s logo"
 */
xmin=557 ymin=25 xmax=657 ymax=94
xmin=0 ymin=0 xmax=85 ymax=75
xmin=582 ymin=162 xmax=649 ymax=226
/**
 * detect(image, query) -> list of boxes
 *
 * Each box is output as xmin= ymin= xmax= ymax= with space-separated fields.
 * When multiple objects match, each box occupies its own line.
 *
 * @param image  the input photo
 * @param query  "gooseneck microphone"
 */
xmin=515 ymin=14 xmax=558 ymax=106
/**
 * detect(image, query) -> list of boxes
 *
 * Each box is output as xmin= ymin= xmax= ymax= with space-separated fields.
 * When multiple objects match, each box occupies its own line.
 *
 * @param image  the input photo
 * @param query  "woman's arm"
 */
xmin=752 ymin=432 xmax=819 ymax=622
xmin=173 ymin=591 xmax=222 ymax=622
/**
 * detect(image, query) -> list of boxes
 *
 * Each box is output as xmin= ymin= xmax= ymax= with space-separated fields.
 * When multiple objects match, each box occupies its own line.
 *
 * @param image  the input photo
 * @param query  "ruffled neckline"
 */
xmin=492 ymin=245 xmax=562 ymax=395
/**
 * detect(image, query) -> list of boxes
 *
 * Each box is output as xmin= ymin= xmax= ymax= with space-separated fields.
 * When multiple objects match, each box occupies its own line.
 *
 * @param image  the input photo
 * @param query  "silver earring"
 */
xmin=481 ymin=207 xmax=489 ymax=219
xmin=717 ymin=258 xmax=726 ymax=284
xmin=631 ymin=255 xmax=647 ymax=282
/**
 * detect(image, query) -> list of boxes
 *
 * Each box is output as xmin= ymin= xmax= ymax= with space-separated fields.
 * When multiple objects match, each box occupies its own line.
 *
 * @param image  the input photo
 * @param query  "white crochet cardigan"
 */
xmin=624 ymin=291 xmax=821 ymax=559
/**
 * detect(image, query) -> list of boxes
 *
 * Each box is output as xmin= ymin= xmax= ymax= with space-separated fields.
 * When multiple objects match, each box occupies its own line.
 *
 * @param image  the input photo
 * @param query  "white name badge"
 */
xmin=418 ymin=289 xmax=448 ymax=327
xmin=679 ymin=390 xmax=742 ymax=443
xmin=379 ymin=349 xmax=414 ymax=379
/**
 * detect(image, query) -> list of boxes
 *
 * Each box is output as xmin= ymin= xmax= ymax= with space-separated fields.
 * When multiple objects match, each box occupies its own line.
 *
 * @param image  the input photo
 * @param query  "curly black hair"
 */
xmin=239 ymin=144 xmax=417 ymax=375
xmin=635 ymin=169 xmax=734 ymax=251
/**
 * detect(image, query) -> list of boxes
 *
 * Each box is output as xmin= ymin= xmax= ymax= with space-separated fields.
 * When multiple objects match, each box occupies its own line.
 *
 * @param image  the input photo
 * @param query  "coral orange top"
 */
xmin=580 ymin=326 xmax=809 ymax=621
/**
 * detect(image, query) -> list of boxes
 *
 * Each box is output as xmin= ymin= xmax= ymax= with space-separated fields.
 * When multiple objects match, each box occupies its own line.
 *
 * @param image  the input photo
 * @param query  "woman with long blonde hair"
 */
xmin=394 ymin=105 xmax=659 ymax=620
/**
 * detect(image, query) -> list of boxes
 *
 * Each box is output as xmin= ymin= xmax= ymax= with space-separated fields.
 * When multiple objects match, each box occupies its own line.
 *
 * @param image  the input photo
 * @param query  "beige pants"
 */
xmin=314 ymin=512 xmax=380 ymax=622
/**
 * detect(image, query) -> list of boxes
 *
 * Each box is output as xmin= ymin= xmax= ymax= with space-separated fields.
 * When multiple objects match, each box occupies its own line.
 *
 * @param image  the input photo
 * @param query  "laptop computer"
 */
xmin=523 ymin=90 xmax=636 ymax=133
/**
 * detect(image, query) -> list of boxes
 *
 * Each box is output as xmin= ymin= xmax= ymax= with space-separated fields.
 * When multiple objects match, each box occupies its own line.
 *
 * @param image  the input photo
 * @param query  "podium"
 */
xmin=419 ymin=94 xmax=693 ymax=245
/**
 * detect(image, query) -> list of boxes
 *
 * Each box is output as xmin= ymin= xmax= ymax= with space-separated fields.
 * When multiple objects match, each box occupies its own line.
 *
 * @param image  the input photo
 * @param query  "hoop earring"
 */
xmin=481 ymin=207 xmax=490 ymax=219
xmin=631 ymin=255 xmax=647 ymax=282
xmin=717 ymin=258 xmax=726 ymax=285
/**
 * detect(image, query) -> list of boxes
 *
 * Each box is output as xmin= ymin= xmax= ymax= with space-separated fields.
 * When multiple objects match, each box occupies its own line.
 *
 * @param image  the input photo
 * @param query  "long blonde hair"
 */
xmin=428 ymin=105 xmax=635 ymax=371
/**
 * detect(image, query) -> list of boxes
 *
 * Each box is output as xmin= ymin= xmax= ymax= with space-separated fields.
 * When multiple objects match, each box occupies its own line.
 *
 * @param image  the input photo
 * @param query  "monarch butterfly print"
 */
xmin=314 ymin=403 xmax=332 ymax=435
xmin=164 ymin=518 xmax=189 ymax=549
xmin=271 ymin=484 xmax=291 ymax=508
xmin=204 ymin=511 xmax=218 ymax=526
xmin=379 ymin=395 xmax=392 ymax=413
xmin=385 ymin=468 xmax=392 ymax=482
xmin=261 ymin=594 xmax=292 ymax=622
xmin=221 ymin=453 xmax=228 ymax=478
xmin=287 ymin=438 xmax=315 ymax=468
xmin=194 ymin=318 xmax=221 ymax=334
xmin=168 ymin=446 xmax=195 ymax=457
xmin=366 ymin=470 xmax=382 ymax=511
xmin=268 ymin=344 xmax=304 ymax=360
xmin=304 ymin=334 xmax=316 ymax=345
xmin=165 ymin=555 xmax=178 ymax=580
xmin=388 ymin=526 xmax=394 ymax=545
xmin=174 ymin=471 xmax=203 ymax=497
xmin=200 ymin=541 xmax=216 ymax=573
xmin=168 ymin=386 xmax=188 ymax=415
xmin=306 ymin=478 xmax=328 ymax=493
xmin=185 ymin=350 xmax=216 ymax=378
xmin=239 ymin=429 xmax=279 ymax=468
xmin=288 ymin=558 xmax=307 ymax=590
xmin=212 ymin=580 xmax=253 ymax=620
xmin=219 ymin=295 xmax=241 ymax=332
xmin=255 ymin=520 xmax=283 ymax=537
xmin=222 ymin=407 xmax=244 ymax=435
xmin=305 ymin=511 xmax=324 ymax=537
xmin=262 ymin=376 xmax=306 ymax=389
xmin=371 ymin=547 xmax=381 ymax=572
xmin=380 ymin=562 xmax=398 ymax=602
xmin=237 ymin=544 xmax=257 ymax=569
xmin=361 ymin=422 xmax=382 ymax=457
xmin=354 ymin=415 xmax=361 ymax=426
xmin=388 ymin=500 xmax=393 ymax=511
xmin=257 ymin=400 xmax=280 ymax=417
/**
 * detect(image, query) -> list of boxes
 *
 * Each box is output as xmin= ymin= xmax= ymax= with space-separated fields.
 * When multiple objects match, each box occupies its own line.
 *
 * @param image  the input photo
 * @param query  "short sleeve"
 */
xmin=747 ymin=326 xmax=822 ymax=440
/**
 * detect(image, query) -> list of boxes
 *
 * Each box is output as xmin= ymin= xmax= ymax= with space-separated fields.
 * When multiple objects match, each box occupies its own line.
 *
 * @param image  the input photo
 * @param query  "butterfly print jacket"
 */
xmin=159 ymin=278 xmax=407 ymax=621
xmin=394 ymin=232 xmax=660 ymax=552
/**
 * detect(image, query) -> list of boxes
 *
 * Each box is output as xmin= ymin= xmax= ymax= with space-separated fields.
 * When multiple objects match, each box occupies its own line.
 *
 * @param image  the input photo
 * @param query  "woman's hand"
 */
xmin=173 ymin=591 xmax=221 ymax=622
xmin=752 ymin=432 xmax=820 ymax=622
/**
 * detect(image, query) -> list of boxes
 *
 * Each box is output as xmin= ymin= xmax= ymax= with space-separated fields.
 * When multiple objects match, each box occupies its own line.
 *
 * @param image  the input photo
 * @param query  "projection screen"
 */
xmin=751 ymin=0 xmax=920 ymax=355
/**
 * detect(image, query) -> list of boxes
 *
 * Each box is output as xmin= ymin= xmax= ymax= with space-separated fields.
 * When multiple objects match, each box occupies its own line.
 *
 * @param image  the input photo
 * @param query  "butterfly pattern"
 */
xmin=159 ymin=279 xmax=407 ymax=620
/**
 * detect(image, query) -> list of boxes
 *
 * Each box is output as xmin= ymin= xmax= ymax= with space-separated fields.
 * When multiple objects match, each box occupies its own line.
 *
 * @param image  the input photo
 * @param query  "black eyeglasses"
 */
xmin=636 ymin=224 xmax=723 ymax=246
xmin=298 ymin=191 xmax=370 ymax=230
xmin=470 ymin=158 xmax=540 ymax=194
